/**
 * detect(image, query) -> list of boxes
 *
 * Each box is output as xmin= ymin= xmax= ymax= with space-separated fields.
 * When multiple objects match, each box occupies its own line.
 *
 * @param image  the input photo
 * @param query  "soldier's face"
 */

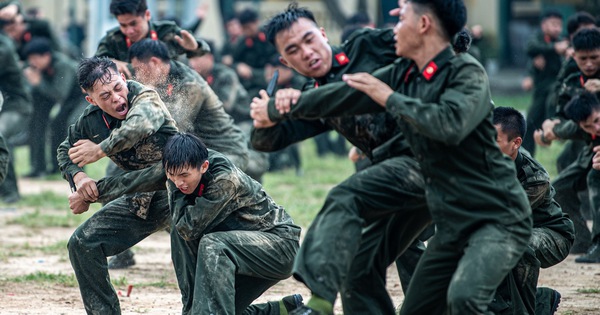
xmin=393 ymin=2 xmax=423 ymax=58
xmin=573 ymin=49 xmax=600 ymax=77
xmin=275 ymin=18 xmax=332 ymax=79
xmin=131 ymin=57 xmax=164 ymax=88
xmin=494 ymin=124 xmax=521 ymax=160
xmin=166 ymin=161 xmax=209 ymax=195
xmin=84 ymin=70 xmax=130 ymax=120
xmin=3 ymin=14 xmax=25 ymax=41
xmin=579 ymin=109 xmax=600 ymax=137
xmin=116 ymin=10 xmax=151 ymax=43
xmin=188 ymin=54 xmax=214 ymax=78
xmin=541 ymin=17 xmax=562 ymax=40
xmin=27 ymin=52 xmax=52 ymax=71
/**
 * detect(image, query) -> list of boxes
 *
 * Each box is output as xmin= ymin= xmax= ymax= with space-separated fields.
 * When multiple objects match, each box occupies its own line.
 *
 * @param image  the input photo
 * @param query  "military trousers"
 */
xmin=490 ymin=227 xmax=572 ymax=315
xmin=400 ymin=220 xmax=532 ymax=315
xmin=67 ymin=191 xmax=170 ymax=315
xmin=170 ymin=226 xmax=300 ymax=315
xmin=293 ymin=155 xmax=430 ymax=311
xmin=0 ymin=111 xmax=30 ymax=198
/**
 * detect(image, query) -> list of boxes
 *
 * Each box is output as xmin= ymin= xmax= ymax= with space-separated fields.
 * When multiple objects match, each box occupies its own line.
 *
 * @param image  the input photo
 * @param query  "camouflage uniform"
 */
xmin=274 ymin=47 xmax=533 ymax=315
xmin=0 ymin=31 xmax=31 ymax=202
xmin=251 ymin=28 xmax=431 ymax=314
xmin=57 ymin=81 xmax=178 ymax=314
xmin=155 ymin=60 xmax=249 ymax=170
xmin=523 ymin=31 xmax=565 ymax=156
xmin=28 ymin=52 xmax=85 ymax=174
xmin=490 ymin=149 xmax=574 ymax=315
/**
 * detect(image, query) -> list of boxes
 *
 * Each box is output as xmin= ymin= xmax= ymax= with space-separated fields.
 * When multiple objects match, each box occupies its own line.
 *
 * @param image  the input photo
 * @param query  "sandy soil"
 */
xmin=0 ymin=179 xmax=599 ymax=314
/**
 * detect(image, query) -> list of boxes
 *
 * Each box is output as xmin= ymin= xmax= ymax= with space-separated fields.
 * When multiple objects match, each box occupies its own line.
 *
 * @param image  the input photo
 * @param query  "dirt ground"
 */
xmin=0 ymin=179 xmax=599 ymax=314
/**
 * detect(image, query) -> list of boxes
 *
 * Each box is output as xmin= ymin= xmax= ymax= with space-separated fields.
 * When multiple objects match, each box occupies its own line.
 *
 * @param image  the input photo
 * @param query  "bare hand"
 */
xmin=236 ymin=63 xmax=253 ymax=80
xmin=112 ymin=59 xmax=132 ymax=79
xmin=584 ymin=79 xmax=600 ymax=93
xmin=593 ymin=146 xmax=600 ymax=170
xmin=521 ymin=76 xmax=533 ymax=91
xmin=533 ymin=129 xmax=550 ymax=147
xmin=250 ymin=90 xmax=276 ymax=129
xmin=69 ymin=192 xmax=91 ymax=214
xmin=274 ymin=88 xmax=301 ymax=114
xmin=68 ymin=139 xmax=106 ymax=167
xmin=348 ymin=146 xmax=363 ymax=163
xmin=533 ymin=55 xmax=546 ymax=70
xmin=342 ymin=73 xmax=394 ymax=107
xmin=73 ymin=172 xmax=99 ymax=202
xmin=23 ymin=67 xmax=42 ymax=86
xmin=175 ymin=30 xmax=199 ymax=51
xmin=554 ymin=40 xmax=570 ymax=55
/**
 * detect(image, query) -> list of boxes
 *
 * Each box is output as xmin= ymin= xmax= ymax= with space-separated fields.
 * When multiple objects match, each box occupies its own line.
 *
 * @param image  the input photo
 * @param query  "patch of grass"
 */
xmin=7 ymin=208 xmax=94 ymax=228
xmin=6 ymin=271 xmax=78 ymax=287
xmin=493 ymin=93 xmax=532 ymax=113
xmin=576 ymin=287 xmax=600 ymax=294
xmin=112 ymin=275 xmax=128 ymax=286
xmin=19 ymin=191 xmax=68 ymax=209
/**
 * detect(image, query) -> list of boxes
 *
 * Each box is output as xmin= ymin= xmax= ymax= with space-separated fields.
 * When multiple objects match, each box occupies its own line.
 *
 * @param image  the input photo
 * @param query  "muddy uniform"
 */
xmin=523 ymin=31 xmax=565 ymax=156
xmin=0 ymin=31 xmax=31 ymax=202
xmin=490 ymin=148 xmax=574 ymax=315
xmin=276 ymin=46 xmax=533 ymax=314
xmin=207 ymin=62 xmax=269 ymax=181
xmin=156 ymin=60 xmax=248 ymax=170
xmin=251 ymin=28 xmax=431 ymax=314
xmin=28 ymin=52 xmax=85 ymax=175
xmin=95 ymin=20 xmax=210 ymax=75
xmin=551 ymin=71 xmax=600 ymax=252
xmin=57 ymin=81 xmax=178 ymax=314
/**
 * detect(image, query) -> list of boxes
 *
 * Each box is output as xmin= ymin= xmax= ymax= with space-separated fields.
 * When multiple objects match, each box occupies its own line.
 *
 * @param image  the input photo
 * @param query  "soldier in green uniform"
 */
xmin=522 ymin=10 xmax=569 ymax=156
xmin=250 ymin=1 xmax=532 ymax=313
xmin=96 ymin=0 xmax=209 ymax=79
xmin=250 ymin=4 xmax=431 ymax=314
xmin=540 ymin=91 xmax=600 ymax=264
xmin=0 ymin=94 xmax=9 ymax=185
xmin=536 ymin=28 xmax=600 ymax=255
xmin=491 ymin=107 xmax=574 ymax=315
xmin=21 ymin=38 xmax=86 ymax=177
xmin=0 ymin=29 xmax=31 ymax=203
xmin=57 ymin=57 xmax=178 ymax=314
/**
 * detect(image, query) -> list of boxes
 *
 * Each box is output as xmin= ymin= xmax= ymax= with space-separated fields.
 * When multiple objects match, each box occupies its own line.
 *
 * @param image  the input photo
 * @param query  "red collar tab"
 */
xmin=258 ymin=32 xmax=266 ymax=42
xmin=404 ymin=64 xmax=415 ymax=83
xmin=102 ymin=113 xmax=111 ymax=130
xmin=245 ymin=37 xmax=253 ymax=47
xmin=23 ymin=32 xmax=31 ymax=42
xmin=126 ymin=30 xmax=158 ymax=48
xmin=580 ymin=75 xmax=586 ymax=87
xmin=422 ymin=61 xmax=438 ymax=81
xmin=206 ymin=75 xmax=214 ymax=85
xmin=167 ymin=84 xmax=173 ymax=96
xmin=544 ymin=35 xmax=551 ymax=43
xmin=314 ymin=81 xmax=319 ymax=88
xmin=197 ymin=183 xmax=205 ymax=197
xmin=335 ymin=52 xmax=350 ymax=66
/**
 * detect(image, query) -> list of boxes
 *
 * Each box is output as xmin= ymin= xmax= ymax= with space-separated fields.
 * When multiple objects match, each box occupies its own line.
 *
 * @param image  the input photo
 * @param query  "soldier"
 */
xmin=491 ymin=107 xmax=574 ymax=315
xmin=535 ymin=28 xmax=600 ymax=255
xmin=0 ymin=28 xmax=31 ymax=204
xmin=522 ymin=10 xmax=569 ymax=156
xmin=0 ymin=94 xmax=8 ymax=185
xmin=540 ymin=91 xmax=600 ymax=264
xmin=21 ymin=38 xmax=85 ymax=177
xmin=96 ymin=0 xmax=209 ymax=79
xmin=57 ymin=57 xmax=178 ymax=314
xmin=251 ymin=1 xmax=533 ymax=313
xmin=250 ymin=4 xmax=430 ymax=314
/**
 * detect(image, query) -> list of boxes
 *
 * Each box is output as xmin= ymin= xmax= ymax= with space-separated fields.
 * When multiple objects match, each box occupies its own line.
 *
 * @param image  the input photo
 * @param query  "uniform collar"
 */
xmin=403 ymin=45 xmax=455 ymax=83
xmin=514 ymin=150 xmax=525 ymax=170
xmin=125 ymin=21 xmax=158 ymax=48
xmin=330 ymin=46 xmax=350 ymax=69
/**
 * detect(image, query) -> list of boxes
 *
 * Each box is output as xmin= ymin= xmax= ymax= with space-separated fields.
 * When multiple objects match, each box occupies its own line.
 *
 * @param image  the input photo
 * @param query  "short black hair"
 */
xmin=572 ymin=28 xmax=600 ymax=52
xmin=541 ymin=9 xmax=563 ymax=22
xmin=163 ymin=132 xmax=209 ymax=174
xmin=266 ymin=2 xmax=318 ymax=46
xmin=110 ymin=0 xmax=147 ymax=17
xmin=237 ymin=7 xmax=259 ymax=26
xmin=129 ymin=38 xmax=170 ymax=62
xmin=77 ymin=57 xmax=119 ymax=92
xmin=22 ymin=37 xmax=52 ymax=58
xmin=493 ymin=107 xmax=527 ymax=140
xmin=566 ymin=11 xmax=596 ymax=37
xmin=410 ymin=0 xmax=467 ymax=40
xmin=565 ymin=91 xmax=600 ymax=123
xmin=453 ymin=28 xmax=472 ymax=54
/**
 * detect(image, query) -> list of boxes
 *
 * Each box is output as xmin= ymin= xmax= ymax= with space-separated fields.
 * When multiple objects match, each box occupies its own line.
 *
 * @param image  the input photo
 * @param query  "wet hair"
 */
xmin=410 ymin=0 xmax=467 ymax=40
xmin=564 ymin=91 xmax=600 ymax=123
xmin=493 ymin=107 xmax=526 ymax=140
xmin=572 ymin=28 xmax=600 ymax=52
xmin=77 ymin=57 xmax=119 ymax=92
xmin=541 ymin=10 xmax=563 ymax=22
xmin=22 ymin=37 xmax=52 ymax=57
xmin=265 ymin=2 xmax=318 ymax=46
xmin=453 ymin=28 xmax=472 ymax=54
xmin=163 ymin=132 xmax=209 ymax=174
xmin=109 ymin=0 xmax=147 ymax=17
xmin=566 ymin=11 xmax=596 ymax=37
xmin=129 ymin=38 xmax=170 ymax=63
xmin=237 ymin=7 xmax=259 ymax=26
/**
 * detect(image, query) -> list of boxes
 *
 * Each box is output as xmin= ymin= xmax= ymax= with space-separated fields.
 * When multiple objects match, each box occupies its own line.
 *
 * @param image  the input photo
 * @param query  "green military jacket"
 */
xmin=0 ymin=32 xmax=31 ymax=115
xmin=251 ymin=28 xmax=410 ymax=164
xmin=267 ymin=46 xmax=532 ymax=240
xmin=232 ymin=30 xmax=277 ymax=69
xmin=526 ymin=31 xmax=564 ymax=87
xmin=515 ymin=149 xmax=574 ymax=241
xmin=208 ymin=63 xmax=250 ymax=123
xmin=156 ymin=60 xmax=248 ymax=164
xmin=95 ymin=20 xmax=209 ymax=62
xmin=31 ymin=52 xmax=83 ymax=108
xmin=552 ymin=70 xmax=600 ymax=138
